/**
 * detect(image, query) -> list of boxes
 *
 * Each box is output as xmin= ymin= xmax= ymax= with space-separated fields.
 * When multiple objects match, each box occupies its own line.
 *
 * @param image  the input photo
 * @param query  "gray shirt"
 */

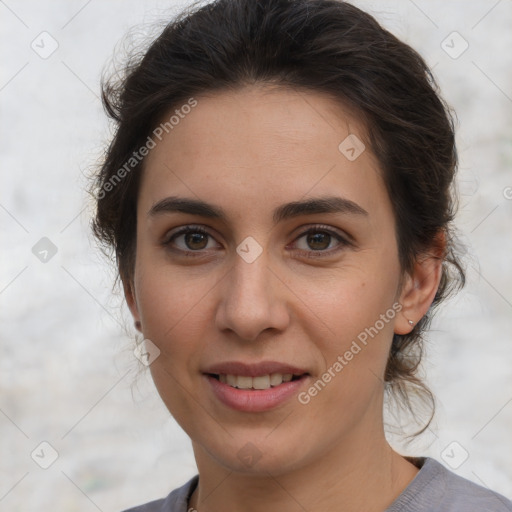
xmin=122 ymin=457 xmax=512 ymax=511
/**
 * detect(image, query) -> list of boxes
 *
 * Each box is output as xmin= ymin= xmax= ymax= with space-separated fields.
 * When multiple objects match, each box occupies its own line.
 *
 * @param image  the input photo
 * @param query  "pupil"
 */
xmin=186 ymin=232 xmax=207 ymax=250
xmin=308 ymin=232 xmax=329 ymax=250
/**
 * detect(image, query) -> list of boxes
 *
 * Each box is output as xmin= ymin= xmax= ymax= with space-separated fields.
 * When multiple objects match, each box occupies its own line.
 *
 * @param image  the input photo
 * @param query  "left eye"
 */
xmin=292 ymin=227 xmax=349 ymax=255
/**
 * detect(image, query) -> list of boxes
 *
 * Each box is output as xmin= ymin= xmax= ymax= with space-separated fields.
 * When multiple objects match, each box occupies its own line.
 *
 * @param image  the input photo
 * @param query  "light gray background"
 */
xmin=1 ymin=0 xmax=511 ymax=510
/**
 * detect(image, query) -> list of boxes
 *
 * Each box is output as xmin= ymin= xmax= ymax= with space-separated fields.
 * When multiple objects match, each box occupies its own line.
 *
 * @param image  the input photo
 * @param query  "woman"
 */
xmin=91 ymin=0 xmax=512 ymax=510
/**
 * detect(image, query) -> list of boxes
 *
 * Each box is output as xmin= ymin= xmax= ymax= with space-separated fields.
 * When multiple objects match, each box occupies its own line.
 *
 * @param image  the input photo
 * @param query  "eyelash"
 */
xmin=162 ymin=224 xmax=352 ymax=259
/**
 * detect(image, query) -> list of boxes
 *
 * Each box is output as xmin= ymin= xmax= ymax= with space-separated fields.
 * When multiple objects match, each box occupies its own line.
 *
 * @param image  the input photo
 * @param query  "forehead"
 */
xmin=138 ymin=84 xmax=388 ymax=223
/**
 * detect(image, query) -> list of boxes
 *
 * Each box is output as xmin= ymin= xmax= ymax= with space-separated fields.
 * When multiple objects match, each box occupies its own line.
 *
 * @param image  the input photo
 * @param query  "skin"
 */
xmin=125 ymin=84 xmax=444 ymax=512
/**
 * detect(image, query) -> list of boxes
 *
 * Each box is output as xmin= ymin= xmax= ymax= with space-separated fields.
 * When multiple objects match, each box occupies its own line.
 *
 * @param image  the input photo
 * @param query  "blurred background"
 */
xmin=1 ymin=0 xmax=511 ymax=510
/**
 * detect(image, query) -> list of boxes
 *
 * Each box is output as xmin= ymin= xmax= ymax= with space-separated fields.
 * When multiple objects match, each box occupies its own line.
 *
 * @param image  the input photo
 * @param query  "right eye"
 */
xmin=162 ymin=225 xmax=221 ymax=255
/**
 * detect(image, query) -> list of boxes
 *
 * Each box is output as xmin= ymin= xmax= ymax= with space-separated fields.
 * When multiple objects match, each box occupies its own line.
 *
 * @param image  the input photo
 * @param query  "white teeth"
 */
xmin=269 ymin=373 xmax=283 ymax=386
xmin=236 ymin=376 xmax=253 ymax=389
xmin=216 ymin=373 xmax=301 ymax=389
xmin=252 ymin=375 xmax=270 ymax=389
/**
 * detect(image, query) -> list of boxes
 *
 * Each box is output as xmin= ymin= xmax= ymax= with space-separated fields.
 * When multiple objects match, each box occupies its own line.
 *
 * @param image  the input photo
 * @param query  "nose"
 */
xmin=215 ymin=249 xmax=290 ymax=342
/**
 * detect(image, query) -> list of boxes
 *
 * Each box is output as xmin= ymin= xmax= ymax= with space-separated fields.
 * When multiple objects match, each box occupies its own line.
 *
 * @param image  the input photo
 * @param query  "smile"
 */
xmin=209 ymin=373 xmax=304 ymax=390
xmin=205 ymin=373 xmax=310 ymax=412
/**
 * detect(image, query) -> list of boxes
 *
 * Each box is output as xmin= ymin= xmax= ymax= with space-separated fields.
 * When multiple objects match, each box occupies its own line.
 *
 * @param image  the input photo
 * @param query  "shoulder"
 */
xmin=120 ymin=475 xmax=199 ymax=512
xmin=387 ymin=457 xmax=512 ymax=512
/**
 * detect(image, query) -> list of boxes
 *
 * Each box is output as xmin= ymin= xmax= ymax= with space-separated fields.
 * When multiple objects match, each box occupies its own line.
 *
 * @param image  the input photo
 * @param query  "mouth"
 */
xmin=204 ymin=371 xmax=310 ymax=412
xmin=206 ymin=372 xmax=307 ymax=390
xmin=202 ymin=361 xmax=311 ymax=411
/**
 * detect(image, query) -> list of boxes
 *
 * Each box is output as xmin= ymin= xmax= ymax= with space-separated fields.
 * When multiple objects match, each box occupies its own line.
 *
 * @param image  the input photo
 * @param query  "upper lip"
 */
xmin=203 ymin=361 xmax=309 ymax=377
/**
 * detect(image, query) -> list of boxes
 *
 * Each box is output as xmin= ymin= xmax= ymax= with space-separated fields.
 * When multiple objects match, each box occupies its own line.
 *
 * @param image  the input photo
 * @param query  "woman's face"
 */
xmin=127 ymin=85 xmax=413 ymax=475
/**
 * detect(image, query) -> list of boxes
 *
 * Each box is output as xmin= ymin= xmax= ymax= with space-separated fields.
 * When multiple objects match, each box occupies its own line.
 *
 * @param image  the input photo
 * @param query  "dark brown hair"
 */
xmin=91 ymin=0 xmax=466 ymax=436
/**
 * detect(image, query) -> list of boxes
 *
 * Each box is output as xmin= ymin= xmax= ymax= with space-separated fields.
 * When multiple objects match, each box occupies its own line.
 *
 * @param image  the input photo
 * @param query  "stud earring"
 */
xmin=408 ymin=319 xmax=414 ymax=326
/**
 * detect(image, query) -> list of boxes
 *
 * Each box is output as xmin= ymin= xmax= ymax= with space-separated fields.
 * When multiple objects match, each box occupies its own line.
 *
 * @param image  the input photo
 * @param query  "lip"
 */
xmin=202 ymin=360 xmax=310 ymax=412
xmin=205 ymin=373 xmax=310 ymax=412
xmin=203 ymin=360 xmax=309 ymax=377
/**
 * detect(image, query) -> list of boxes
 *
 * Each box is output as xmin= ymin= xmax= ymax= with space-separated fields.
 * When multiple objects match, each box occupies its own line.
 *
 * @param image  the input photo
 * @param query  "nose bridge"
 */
xmin=230 ymin=249 xmax=270 ymax=300
xmin=216 ymin=246 xmax=288 ymax=341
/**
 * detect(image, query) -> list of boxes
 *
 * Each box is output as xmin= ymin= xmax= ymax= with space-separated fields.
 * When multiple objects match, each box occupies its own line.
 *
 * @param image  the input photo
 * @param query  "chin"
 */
xmin=202 ymin=434 xmax=309 ymax=476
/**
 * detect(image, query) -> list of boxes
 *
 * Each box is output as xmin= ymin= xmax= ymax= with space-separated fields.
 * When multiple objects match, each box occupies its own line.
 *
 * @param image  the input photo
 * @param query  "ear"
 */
xmin=395 ymin=231 xmax=445 ymax=335
xmin=123 ymin=277 xmax=142 ymax=333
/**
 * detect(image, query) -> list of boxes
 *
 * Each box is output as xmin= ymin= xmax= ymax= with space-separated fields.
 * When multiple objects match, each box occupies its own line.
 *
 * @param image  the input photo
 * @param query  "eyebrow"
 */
xmin=148 ymin=195 xmax=368 ymax=224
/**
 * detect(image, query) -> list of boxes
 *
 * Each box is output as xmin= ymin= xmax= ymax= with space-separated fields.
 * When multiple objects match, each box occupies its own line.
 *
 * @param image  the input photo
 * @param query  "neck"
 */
xmin=188 ymin=424 xmax=419 ymax=512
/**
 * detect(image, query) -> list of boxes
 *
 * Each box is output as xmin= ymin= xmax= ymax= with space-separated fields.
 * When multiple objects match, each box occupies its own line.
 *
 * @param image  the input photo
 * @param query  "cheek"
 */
xmin=294 ymin=261 xmax=399 ymax=401
xmin=301 ymin=290 xmax=396 ymax=432
xmin=290 ymin=257 xmax=400 ymax=342
xmin=133 ymin=248 xmax=213 ymax=366
xmin=134 ymin=258 xmax=212 ymax=421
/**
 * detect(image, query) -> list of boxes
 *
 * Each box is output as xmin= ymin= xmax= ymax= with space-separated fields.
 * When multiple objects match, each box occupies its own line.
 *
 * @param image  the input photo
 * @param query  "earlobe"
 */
xmin=394 ymin=273 xmax=417 ymax=335
xmin=123 ymin=278 xmax=142 ymax=332
xmin=394 ymin=233 xmax=445 ymax=335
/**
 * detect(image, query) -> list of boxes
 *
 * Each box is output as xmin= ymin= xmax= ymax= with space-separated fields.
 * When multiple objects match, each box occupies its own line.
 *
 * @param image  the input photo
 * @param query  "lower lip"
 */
xmin=205 ymin=374 xmax=309 ymax=412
